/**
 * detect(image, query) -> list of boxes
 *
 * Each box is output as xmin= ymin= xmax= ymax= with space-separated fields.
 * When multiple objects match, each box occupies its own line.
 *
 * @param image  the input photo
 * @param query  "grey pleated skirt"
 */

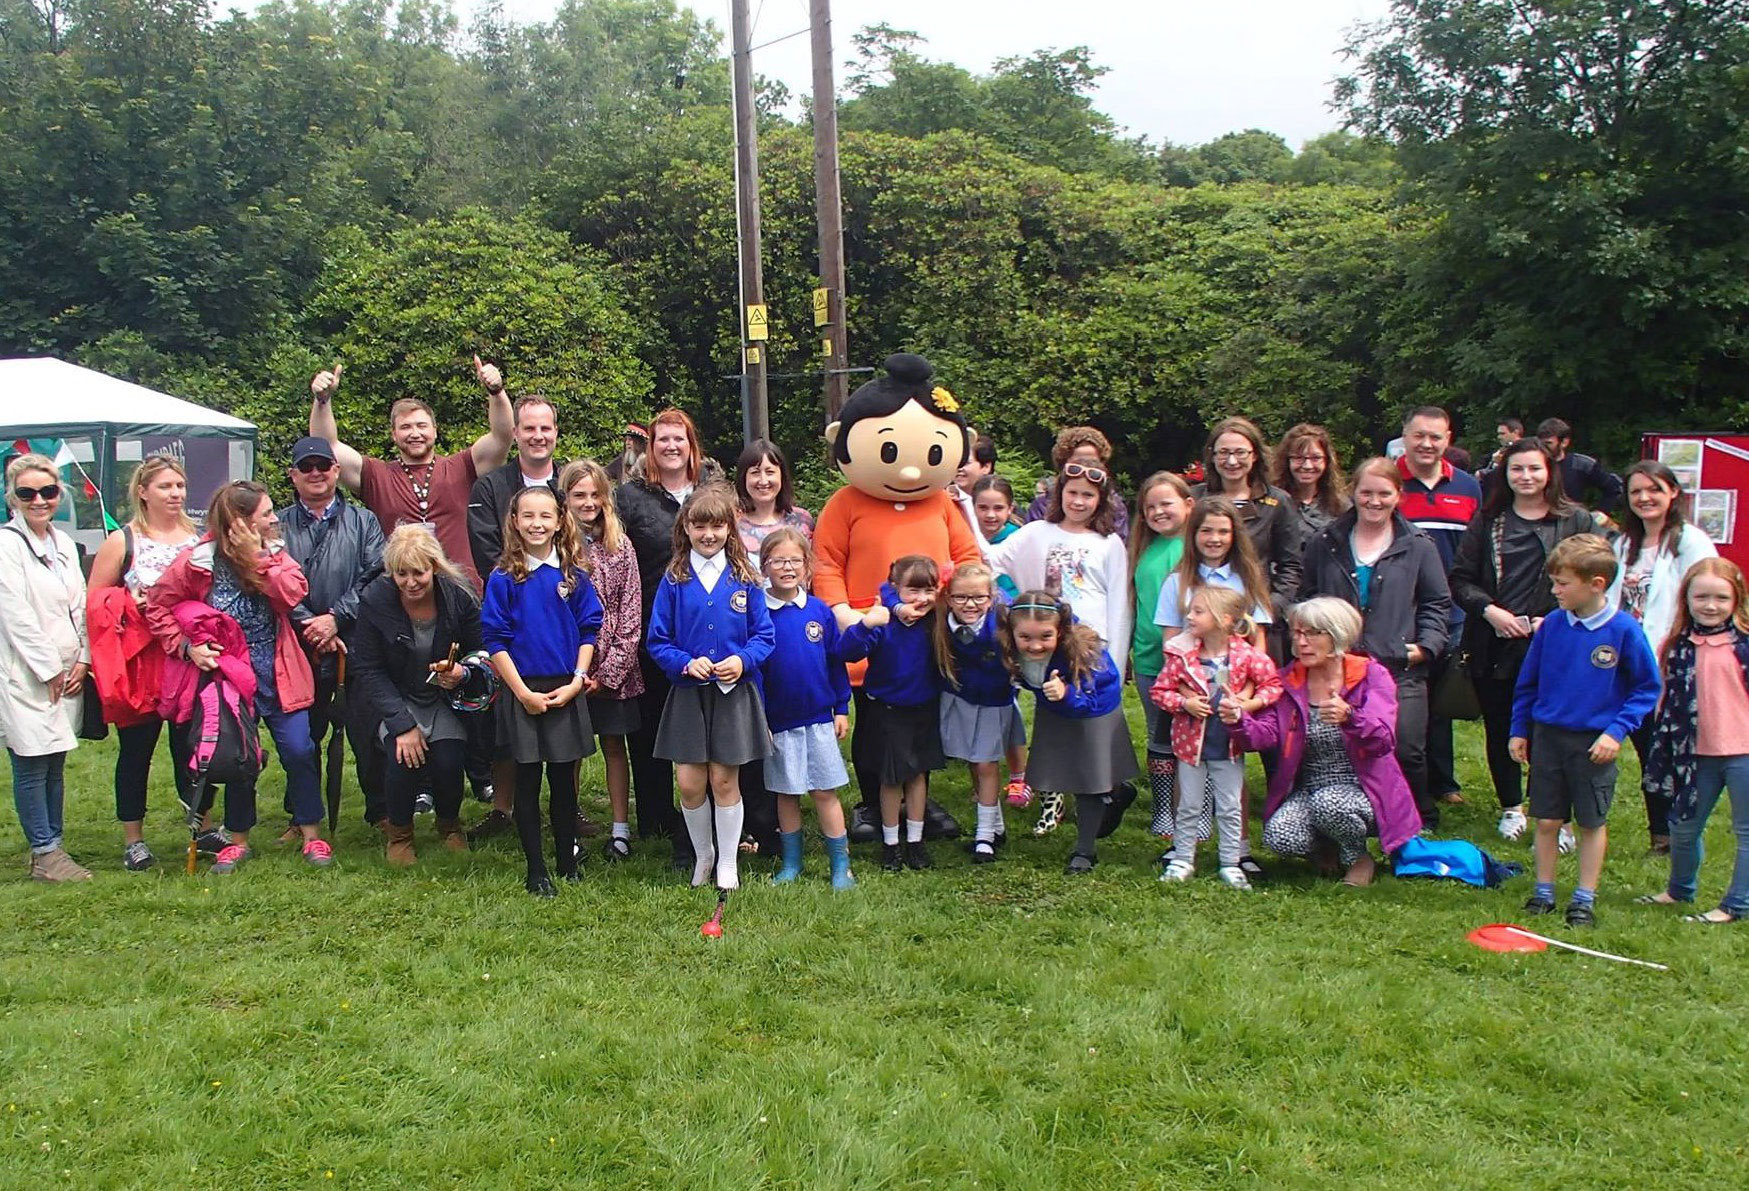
xmin=1028 ymin=704 xmax=1140 ymax=794
xmin=939 ymin=693 xmax=1026 ymax=764
xmin=654 ymin=681 xmax=773 ymax=766
xmin=586 ymin=692 xmax=641 ymax=738
xmin=496 ymin=675 xmax=596 ymax=765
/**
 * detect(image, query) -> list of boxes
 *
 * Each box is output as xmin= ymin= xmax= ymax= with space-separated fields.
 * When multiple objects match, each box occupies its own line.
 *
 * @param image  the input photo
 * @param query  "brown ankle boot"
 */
xmin=31 ymin=847 xmax=93 ymax=882
xmin=436 ymin=818 xmax=469 ymax=852
xmin=385 ymin=823 xmax=416 ymax=867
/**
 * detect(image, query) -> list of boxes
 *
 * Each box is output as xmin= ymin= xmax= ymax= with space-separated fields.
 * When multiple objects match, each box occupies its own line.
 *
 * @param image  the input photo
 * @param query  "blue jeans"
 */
xmin=8 ymin=749 xmax=68 ymax=853
xmin=261 ymin=706 xmax=323 ymax=828
xmin=1668 ymin=754 xmax=1749 ymax=914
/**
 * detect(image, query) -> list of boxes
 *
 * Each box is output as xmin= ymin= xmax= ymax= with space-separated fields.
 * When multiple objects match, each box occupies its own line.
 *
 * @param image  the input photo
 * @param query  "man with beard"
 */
xmin=605 ymin=422 xmax=647 ymax=482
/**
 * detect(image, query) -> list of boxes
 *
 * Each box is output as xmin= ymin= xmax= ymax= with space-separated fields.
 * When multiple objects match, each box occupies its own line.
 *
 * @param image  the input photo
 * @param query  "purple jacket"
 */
xmin=1233 ymin=653 xmax=1422 ymax=853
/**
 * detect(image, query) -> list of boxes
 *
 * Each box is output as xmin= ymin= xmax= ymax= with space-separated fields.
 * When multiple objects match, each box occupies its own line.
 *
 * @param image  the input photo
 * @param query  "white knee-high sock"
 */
xmin=714 ymin=800 xmax=745 ymax=890
xmin=681 ymin=802 xmax=715 ymax=887
xmin=975 ymin=803 xmax=1003 ymax=843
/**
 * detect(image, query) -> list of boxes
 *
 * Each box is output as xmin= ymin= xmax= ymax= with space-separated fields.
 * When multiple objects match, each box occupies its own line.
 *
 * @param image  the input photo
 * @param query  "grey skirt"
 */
xmin=1028 ymin=704 xmax=1140 ymax=794
xmin=586 ymin=692 xmax=641 ymax=738
xmin=939 ymin=693 xmax=1025 ymax=764
xmin=655 ymin=681 xmax=773 ymax=767
xmin=496 ymin=675 xmax=596 ymax=765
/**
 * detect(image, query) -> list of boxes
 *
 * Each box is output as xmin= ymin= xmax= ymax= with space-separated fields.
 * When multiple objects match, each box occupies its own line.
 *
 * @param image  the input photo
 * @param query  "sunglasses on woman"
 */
xmin=14 ymin=483 xmax=60 ymax=503
xmin=1062 ymin=462 xmax=1108 ymax=485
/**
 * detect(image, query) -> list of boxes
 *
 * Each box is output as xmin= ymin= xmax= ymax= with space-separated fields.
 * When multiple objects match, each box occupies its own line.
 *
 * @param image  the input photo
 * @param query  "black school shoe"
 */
xmin=1565 ymin=901 xmax=1596 ymax=927
xmin=1065 ymin=852 xmax=1096 ymax=875
xmin=1095 ymin=782 xmax=1138 ymax=839
xmin=880 ymin=843 xmax=903 ymax=872
xmin=1523 ymin=894 xmax=1557 ymax=915
xmin=525 ymin=875 xmax=557 ymax=898
xmin=904 ymin=840 xmax=933 ymax=870
xmin=971 ymin=840 xmax=997 ymax=864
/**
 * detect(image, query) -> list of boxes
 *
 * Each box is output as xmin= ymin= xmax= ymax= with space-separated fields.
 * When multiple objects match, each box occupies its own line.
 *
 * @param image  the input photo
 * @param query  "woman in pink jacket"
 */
xmin=146 ymin=480 xmax=330 ymax=874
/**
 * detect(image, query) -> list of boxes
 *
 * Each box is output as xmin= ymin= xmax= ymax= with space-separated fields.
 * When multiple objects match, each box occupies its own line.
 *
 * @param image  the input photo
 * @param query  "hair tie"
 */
xmin=1010 ymin=601 xmax=1059 ymax=614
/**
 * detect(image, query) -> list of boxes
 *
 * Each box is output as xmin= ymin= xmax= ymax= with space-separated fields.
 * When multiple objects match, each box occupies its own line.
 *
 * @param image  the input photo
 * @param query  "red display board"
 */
xmin=1640 ymin=432 xmax=1749 ymax=572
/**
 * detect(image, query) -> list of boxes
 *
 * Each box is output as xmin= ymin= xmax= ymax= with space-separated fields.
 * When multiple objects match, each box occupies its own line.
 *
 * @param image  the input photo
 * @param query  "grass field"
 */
xmin=4 ymin=692 xmax=1747 ymax=1189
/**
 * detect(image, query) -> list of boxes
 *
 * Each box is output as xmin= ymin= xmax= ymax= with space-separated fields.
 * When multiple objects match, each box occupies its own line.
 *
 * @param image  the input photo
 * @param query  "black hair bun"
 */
xmin=883 ymin=353 xmax=934 ymax=386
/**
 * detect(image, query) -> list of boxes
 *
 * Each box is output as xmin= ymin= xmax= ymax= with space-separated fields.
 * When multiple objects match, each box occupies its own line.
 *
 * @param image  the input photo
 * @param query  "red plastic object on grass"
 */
xmin=1468 ymin=923 xmax=1548 ymax=953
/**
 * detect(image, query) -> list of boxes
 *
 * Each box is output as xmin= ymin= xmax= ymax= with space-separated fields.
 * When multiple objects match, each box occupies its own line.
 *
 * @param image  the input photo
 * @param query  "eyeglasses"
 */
xmin=948 ymin=594 xmax=992 ymax=607
xmin=14 ymin=483 xmax=61 ymax=503
xmin=1214 ymin=449 xmax=1254 ymax=462
xmin=1062 ymin=462 xmax=1107 ymax=485
xmin=294 ymin=457 xmax=335 ymax=474
xmin=1288 ymin=455 xmax=1326 ymax=465
xmin=765 ymin=558 xmax=805 ymax=571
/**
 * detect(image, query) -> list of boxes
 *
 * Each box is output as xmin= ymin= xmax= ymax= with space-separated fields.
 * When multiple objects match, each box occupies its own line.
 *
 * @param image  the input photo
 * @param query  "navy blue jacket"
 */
xmin=838 ymin=584 xmax=939 ymax=708
xmin=646 ymin=567 xmax=775 ymax=689
xmin=942 ymin=612 xmax=1016 ymax=707
xmin=760 ymin=594 xmax=853 ymax=733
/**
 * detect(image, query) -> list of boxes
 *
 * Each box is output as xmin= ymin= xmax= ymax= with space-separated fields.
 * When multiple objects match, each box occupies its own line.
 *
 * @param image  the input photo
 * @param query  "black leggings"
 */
xmin=514 ymin=761 xmax=579 ymax=881
xmin=383 ymin=737 xmax=465 ymax=827
xmin=114 ymin=717 xmax=194 ymax=822
xmin=1472 ymin=672 xmax=1524 ymax=811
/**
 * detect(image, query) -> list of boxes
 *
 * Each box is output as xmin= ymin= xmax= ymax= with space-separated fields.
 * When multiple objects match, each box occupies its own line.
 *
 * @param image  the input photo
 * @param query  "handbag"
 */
xmin=77 ymin=679 xmax=108 ymax=741
xmin=1431 ymin=651 xmax=1482 ymax=721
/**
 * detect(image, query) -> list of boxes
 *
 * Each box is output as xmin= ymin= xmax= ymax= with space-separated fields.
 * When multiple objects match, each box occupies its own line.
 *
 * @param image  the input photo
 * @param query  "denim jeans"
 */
xmin=1668 ymin=754 xmax=1749 ymax=915
xmin=8 ymin=748 xmax=68 ymax=853
xmin=261 ymin=706 xmax=324 ymax=827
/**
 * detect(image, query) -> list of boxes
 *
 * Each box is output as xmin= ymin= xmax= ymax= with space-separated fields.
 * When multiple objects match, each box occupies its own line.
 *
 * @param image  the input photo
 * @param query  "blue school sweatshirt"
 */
xmin=837 ymin=583 xmax=939 ymax=708
xmin=1510 ymin=606 xmax=1661 ymax=742
xmin=481 ymin=561 xmax=604 ymax=678
xmin=1015 ymin=646 xmax=1124 ymax=719
xmin=759 ymin=593 xmax=853 ymax=734
xmin=646 ymin=567 xmax=776 ymax=690
xmin=943 ymin=611 xmax=1017 ymax=707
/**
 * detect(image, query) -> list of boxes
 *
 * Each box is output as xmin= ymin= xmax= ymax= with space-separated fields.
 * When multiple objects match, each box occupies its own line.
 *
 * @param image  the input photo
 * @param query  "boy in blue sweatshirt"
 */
xmin=1510 ymin=534 xmax=1660 ymax=925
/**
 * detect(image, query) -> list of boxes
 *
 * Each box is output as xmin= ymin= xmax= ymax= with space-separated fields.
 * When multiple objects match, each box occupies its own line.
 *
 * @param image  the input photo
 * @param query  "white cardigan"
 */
xmin=0 ymin=519 xmax=89 ymax=756
xmin=1608 ymin=524 xmax=1718 ymax=657
xmin=983 ymin=520 xmax=1130 ymax=652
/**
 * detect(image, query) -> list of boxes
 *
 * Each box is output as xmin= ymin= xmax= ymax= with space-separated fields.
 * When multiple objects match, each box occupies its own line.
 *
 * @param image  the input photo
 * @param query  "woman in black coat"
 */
xmin=1192 ymin=416 xmax=1304 ymax=660
xmin=1298 ymin=458 xmax=1451 ymax=825
xmin=350 ymin=527 xmax=482 ymax=864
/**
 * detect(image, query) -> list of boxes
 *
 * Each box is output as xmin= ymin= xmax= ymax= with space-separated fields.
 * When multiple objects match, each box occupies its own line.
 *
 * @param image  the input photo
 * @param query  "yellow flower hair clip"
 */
xmin=931 ymin=386 xmax=960 ymax=413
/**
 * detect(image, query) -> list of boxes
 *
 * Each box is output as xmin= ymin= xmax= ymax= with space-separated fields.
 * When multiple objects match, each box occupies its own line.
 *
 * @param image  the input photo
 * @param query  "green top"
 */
xmin=1130 ymin=533 xmax=1184 ymax=678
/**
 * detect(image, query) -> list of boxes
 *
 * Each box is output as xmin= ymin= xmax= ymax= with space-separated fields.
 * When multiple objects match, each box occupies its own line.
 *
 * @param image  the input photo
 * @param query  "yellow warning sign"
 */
xmin=812 ymin=288 xmax=830 ymax=327
xmin=746 ymin=304 xmax=768 ymax=341
xmin=745 ymin=346 xmax=762 ymax=365
xmin=821 ymin=338 xmax=834 ymax=358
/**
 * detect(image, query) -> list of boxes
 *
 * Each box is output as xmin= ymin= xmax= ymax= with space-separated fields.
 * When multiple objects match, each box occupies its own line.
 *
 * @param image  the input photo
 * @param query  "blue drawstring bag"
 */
xmin=1391 ymin=835 xmax=1522 ymax=887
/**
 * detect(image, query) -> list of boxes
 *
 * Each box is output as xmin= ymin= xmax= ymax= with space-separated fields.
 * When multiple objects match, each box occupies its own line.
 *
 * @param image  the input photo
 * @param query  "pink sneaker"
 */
xmin=1004 ymin=776 xmax=1033 ymax=808
xmin=210 ymin=844 xmax=251 ymax=874
xmin=301 ymin=838 xmax=334 ymax=867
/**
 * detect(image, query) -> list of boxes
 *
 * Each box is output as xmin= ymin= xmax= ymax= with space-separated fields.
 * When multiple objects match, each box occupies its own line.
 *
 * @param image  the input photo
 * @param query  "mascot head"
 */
xmin=824 ymin=353 xmax=972 ymax=504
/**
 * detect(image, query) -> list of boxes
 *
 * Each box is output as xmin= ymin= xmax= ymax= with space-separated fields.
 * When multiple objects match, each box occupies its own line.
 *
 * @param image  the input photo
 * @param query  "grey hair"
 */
xmin=1289 ymin=597 xmax=1363 ymax=655
xmin=5 ymin=452 xmax=59 ymax=509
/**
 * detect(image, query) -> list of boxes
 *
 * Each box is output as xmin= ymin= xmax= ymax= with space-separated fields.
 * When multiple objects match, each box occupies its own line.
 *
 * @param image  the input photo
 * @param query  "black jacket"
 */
xmin=466 ymin=460 xmax=561 ymax=582
xmin=617 ymin=477 xmax=684 ymax=617
xmin=277 ymin=494 xmax=385 ymax=676
xmin=1298 ymin=510 xmax=1451 ymax=665
xmin=1557 ymin=452 xmax=1623 ymax=514
xmin=1450 ymin=506 xmax=1594 ymax=674
xmin=1191 ymin=481 xmax=1304 ymax=610
xmin=349 ymin=573 xmax=483 ymax=739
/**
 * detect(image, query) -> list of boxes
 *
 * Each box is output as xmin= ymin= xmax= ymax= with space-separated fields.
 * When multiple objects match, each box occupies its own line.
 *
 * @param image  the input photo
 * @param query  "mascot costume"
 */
xmin=812 ymin=353 xmax=984 ymax=840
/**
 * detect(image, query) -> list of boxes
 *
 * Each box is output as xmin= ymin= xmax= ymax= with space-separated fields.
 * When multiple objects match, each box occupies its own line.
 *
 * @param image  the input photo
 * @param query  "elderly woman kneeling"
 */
xmin=1232 ymin=597 xmax=1422 ymax=885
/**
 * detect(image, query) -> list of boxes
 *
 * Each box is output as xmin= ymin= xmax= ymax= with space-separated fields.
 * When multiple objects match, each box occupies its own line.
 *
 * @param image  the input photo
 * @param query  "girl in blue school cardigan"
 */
xmin=935 ymin=560 xmax=1023 ymax=864
xmin=482 ymin=486 xmax=605 ymax=898
xmin=646 ymin=486 xmax=776 ymax=892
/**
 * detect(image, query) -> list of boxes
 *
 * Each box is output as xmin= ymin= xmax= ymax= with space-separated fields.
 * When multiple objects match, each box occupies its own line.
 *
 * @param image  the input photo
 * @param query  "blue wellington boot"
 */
xmin=772 ymin=829 xmax=805 ymax=884
xmin=824 ymin=832 xmax=856 ymax=890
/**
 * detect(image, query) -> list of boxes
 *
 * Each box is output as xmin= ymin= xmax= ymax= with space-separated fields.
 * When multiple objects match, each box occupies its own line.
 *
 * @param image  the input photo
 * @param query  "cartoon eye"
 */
xmin=927 ymin=445 xmax=943 ymax=466
xmin=880 ymin=442 xmax=898 ymax=464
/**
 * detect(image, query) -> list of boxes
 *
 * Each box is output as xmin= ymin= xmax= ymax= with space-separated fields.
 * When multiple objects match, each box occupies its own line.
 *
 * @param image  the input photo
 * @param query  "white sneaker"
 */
xmin=1498 ymin=808 xmax=1528 ymax=841
xmin=1216 ymin=865 xmax=1253 ymax=891
xmin=1557 ymin=824 xmax=1576 ymax=854
xmin=1158 ymin=860 xmax=1194 ymax=883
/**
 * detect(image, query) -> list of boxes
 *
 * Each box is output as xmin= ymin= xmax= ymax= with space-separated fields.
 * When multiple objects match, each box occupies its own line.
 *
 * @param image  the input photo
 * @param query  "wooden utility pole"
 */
xmin=731 ymin=0 xmax=769 ymax=442
xmin=809 ymin=0 xmax=850 ymax=420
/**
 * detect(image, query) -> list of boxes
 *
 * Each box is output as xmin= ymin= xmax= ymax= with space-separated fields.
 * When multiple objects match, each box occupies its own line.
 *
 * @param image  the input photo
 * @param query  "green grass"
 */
xmin=3 ymin=693 xmax=1747 ymax=1189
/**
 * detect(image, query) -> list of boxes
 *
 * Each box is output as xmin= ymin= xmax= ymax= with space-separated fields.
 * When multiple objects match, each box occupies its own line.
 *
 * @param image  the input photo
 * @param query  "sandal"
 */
xmin=1632 ymin=892 xmax=1681 ymax=905
xmin=605 ymin=836 xmax=632 ymax=862
xmin=1681 ymin=909 xmax=1741 ymax=924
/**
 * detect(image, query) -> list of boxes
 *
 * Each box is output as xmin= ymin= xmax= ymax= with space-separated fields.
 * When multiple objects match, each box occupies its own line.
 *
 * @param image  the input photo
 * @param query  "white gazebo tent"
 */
xmin=0 ymin=357 xmax=257 ymax=555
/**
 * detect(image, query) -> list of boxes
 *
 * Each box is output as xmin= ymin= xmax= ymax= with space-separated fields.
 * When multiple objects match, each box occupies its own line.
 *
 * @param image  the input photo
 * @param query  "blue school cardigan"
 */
xmin=645 ymin=568 xmax=776 ymax=690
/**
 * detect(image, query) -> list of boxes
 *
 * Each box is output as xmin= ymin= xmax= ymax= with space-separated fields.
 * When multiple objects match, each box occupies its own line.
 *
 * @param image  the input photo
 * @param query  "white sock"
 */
xmin=681 ymin=802 xmax=715 ymax=887
xmin=713 ymin=800 xmax=744 ymax=890
xmin=905 ymin=818 xmax=925 ymax=843
xmin=611 ymin=821 xmax=630 ymax=841
xmin=976 ymin=803 xmax=1002 ymax=842
xmin=881 ymin=823 xmax=900 ymax=846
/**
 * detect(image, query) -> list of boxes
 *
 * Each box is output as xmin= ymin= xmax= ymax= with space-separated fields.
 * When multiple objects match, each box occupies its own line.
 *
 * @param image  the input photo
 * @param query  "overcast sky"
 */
xmin=493 ymin=0 xmax=1397 ymax=147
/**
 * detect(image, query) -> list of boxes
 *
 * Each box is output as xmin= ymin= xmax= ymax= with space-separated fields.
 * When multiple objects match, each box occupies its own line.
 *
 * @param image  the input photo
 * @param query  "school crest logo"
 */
xmin=1591 ymin=644 xmax=1619 ymax=669
xmin=805 ymin=620 xmax=824 ymax=642
xmin=730 ymin=589 xmax=748 ymax=613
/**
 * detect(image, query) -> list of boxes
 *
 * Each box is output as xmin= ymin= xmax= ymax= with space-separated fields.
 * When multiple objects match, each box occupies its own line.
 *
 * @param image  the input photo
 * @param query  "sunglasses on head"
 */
xmin=15 ymin=483 xmax=60 ymax=503
xmin=294 ymin=457 xmax=335 ymax=474
xmin=1062 ymin=462 xmax=1108 ymax=485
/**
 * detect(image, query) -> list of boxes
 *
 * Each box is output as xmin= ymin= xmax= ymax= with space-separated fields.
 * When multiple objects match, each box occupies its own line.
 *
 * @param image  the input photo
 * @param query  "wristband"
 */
xmin=573 ymin=668 xmax=587 ymax=679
